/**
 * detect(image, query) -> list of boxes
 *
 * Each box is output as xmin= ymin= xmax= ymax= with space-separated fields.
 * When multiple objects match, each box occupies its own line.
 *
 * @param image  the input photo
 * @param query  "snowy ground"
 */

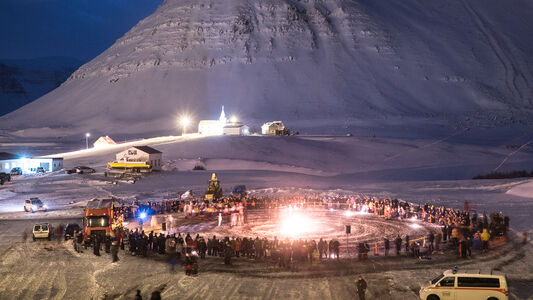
xmin=1 ymin=133 xmax=532 ymax=299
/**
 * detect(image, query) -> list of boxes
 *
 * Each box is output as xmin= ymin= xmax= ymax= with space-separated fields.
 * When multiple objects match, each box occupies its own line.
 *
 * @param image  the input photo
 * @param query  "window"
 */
xmin=438 ymin=277 xmax=455 ymax=287
xmin=431 ymin=274 xmax=445 ymax=285
xmin=4 ymin=163 xmax=9 ymax=169
xmin=128 ymin=150 xmax=137 ymax=155
xmin=86 ymin=216 xmax=110 ymax=227
xmin=458 ymin=277 xmax=500 ymax=288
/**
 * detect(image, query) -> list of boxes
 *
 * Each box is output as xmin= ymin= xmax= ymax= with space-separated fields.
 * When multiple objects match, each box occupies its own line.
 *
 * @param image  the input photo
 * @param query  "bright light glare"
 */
xmin=140 ymin=212 xmax=147 ymax=219
xmin=344 ymin=210 xmax=354 ymax=217
xmin=279 ymin=212 xmax=316 ymax=238
xmin=410 ymin=223 xmax=421 ymax=229
xmin=86 ymin=133 xmax=90 ymax=137
xmin=180 ymin=117 xmax=190 ymax=126
xmin=230 ymin=116 xmax=237 ymax=123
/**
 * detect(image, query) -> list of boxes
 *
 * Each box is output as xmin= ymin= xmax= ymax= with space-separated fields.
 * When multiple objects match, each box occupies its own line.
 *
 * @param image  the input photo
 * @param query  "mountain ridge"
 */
xmin=1 ymin=0 xmax=532 ymax=137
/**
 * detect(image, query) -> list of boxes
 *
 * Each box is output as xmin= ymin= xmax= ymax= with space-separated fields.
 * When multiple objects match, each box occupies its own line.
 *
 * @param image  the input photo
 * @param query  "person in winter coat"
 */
xmin=158 ymin=234 xmax=166 ymax=255
xmin=150 ymin=291 xmax=161 ymax=300
xmin=105 ymin=235 xmax=111 ymax=254
xmin=395 ymin=235 xmax=402 ymax=255
xmin=481 ymin=229 xmax=490 ymax=251
xmin=384 ymin=238 xmax=390 ymax=256
xmin=198 ymin=237 xmax=207 ymax=259
xmin=111 ymin=240 xmax=119 ymax=262
xmin=428 ymin=233 xmax=434 ymax=254
xmin=93 ymin=235 xmax=101 ymax=256
xmin=318 ymin=238 xmax=326 ymax=259
xmin=184 ymin=254 xmax=193 ymax=275
xmin=235 ymin=238 xmax=242 ymax=257
xmin=166 ymin=236 xmax=177 ymax=270
xmin=134 ymin=289 xmax=142 ymax=300
xmin=224 ymin=242 xmax=232 ymax=265
xmin=333 ymin=240 xmax=340 ymax=259
xmin=356 ymin=276 xmax=367 ymax=300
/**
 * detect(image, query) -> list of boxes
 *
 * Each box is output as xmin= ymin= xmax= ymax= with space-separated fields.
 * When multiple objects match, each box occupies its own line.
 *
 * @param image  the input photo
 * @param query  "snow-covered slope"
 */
xmin=1 ymin=0 xmax=532 ymax=137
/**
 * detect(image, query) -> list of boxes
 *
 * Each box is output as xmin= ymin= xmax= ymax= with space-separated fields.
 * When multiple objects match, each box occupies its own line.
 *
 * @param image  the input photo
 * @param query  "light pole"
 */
xmin=180 ymin=117 xmax=190 ymax=136
xmin=85 ymin=133 xmax=90 ymax=149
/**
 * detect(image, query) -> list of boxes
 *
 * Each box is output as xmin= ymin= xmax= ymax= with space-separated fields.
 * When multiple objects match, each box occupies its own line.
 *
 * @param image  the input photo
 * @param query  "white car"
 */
xmin=420 ymin=269 xmax=508 ymax=300
xmin=32 ymin=223 xmax=53 ymax=241
xmin=24 ymin=197 xmax=48 ymax=213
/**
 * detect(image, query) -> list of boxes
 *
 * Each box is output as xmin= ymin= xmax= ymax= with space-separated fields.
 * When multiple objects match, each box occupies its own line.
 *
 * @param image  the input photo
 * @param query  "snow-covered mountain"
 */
xmin=1 ymin=0 xmax=532 ymax=137
xmin=0 ymin=57 xmax=80 ymax=117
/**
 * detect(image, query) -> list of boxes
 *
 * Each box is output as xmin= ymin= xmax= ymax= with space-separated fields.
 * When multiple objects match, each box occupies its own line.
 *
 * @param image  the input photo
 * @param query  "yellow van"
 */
xmin=420 ymin=269 xmax=508 ymax=300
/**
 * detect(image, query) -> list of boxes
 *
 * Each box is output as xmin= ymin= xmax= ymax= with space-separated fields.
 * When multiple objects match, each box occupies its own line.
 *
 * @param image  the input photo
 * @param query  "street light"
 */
xmin=85 ymin=133 xmax=90 ymax=149
xmin=180 ymin=117 xmax=190 ymax=136
xmin=230 ymin=115 xmax=237 ymax=123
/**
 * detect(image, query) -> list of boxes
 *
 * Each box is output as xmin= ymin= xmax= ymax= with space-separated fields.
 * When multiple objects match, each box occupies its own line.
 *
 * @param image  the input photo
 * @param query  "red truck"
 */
xmin=84 ymin=197 xmax=120 ymax=241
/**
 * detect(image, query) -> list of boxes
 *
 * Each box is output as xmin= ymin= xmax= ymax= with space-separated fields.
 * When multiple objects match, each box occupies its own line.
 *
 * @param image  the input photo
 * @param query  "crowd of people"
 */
xmin=113 ymin=229 xmax=343 ymax=271
xmin=79 ymin=192 xmax=511 ymax=275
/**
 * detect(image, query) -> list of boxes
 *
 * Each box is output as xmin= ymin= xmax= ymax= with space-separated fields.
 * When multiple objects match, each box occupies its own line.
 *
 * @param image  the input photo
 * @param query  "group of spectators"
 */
xmin=84 ymin=191 xmax=510 ymax=271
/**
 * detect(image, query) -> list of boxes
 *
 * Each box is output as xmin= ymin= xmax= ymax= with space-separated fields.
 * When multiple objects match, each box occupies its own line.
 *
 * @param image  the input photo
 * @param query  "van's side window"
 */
xmin=438 ymin=277 xmax=455 ymax=287
xmin=458 ymin=277 xmax=500 ymax=288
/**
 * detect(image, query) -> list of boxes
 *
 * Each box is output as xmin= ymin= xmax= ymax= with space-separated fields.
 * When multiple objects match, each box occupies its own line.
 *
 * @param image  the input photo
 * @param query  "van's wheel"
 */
xmin=487 ymin=298 xmax=499 ymax=300
xmin=47 ymin=235 xmax=51 ymax=241
xmin=32 ymin=235 xmax=36 ymax=241
xmin=427 ymin=296 xmax=440 ymax=300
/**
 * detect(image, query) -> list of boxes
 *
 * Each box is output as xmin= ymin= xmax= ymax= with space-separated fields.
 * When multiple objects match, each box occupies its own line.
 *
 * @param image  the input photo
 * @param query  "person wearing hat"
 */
xmin=356 ymin=276 xmax=367 ymax=300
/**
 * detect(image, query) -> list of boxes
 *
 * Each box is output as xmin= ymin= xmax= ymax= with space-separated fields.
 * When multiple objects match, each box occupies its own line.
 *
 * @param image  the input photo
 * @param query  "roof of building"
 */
xmin=262 ymin=121 xmax=284 ymax=127
xmin=94 ymin=136 xmax=116 ymax=145
xmin=198 ymin=120 xmax=222 ymax=125
xmin=223 ymin=122 xmax=245 ymax=128
xmin=132 ymin=146 xmax=162 ymax=154
xmin=0 ymin=152 xmax=21 ymax=160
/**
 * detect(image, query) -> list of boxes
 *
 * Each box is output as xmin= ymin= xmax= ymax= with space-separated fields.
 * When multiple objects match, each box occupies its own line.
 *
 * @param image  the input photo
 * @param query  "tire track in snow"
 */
xmin=462 ymin=0 xmax=529 ymax=101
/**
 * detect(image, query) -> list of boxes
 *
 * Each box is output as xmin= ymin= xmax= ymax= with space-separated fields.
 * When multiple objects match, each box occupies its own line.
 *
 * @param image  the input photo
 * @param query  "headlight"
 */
xmin=31 ymin=205 xmax=37 ymax=210
xmin=43 ymin=204 xmax=48 ymax=209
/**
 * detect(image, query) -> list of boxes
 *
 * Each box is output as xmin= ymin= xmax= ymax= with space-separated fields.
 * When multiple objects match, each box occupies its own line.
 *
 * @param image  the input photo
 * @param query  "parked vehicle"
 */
xmin=232 ymin=185 xmax=247 ymax=197
xmin=0 ymin=172 xmax=11 ymax=185
xmin=10 ymin=167 xmax=22 ymax=176
xmin=75 ymin=166 xmax=95 ymax=174
xmin=83 ymin=198 xmax=121 ymax=242
xmin=64 ymin=223 xmax=81 ymax=240
xmin=36 ymin=167 xmax=45 ymax=174
xmin=24 ymin=197 xmax=47 ymax=213
xmin=420 ymin=268 xmax=508 ymax=300
xmin=32 ymin=223 xmax=53 ymax=241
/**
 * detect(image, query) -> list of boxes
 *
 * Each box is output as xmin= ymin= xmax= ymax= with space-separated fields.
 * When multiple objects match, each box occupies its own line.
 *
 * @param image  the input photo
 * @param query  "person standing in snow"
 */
xmin=105 ymin=234 xmax=111 ymax=254
xmin=134 ymin=289 xmax=142 ymax=300
xmin=111 ymin=239 xmax=119 ymax=262
xmin=92 ymin=234 xmax=101 ymax=256
xmin=481 ymin=228 xmax=490 ymax=252
xmin=356 ymin=276 xmax=367 ymax=300
xmin=394 ymin=235 xmax=402 ymax=255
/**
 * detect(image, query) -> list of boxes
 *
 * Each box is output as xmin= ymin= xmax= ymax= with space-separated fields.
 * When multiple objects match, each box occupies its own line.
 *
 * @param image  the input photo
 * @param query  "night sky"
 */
xmin=0 ymin=0 xmax=162 ymax=61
